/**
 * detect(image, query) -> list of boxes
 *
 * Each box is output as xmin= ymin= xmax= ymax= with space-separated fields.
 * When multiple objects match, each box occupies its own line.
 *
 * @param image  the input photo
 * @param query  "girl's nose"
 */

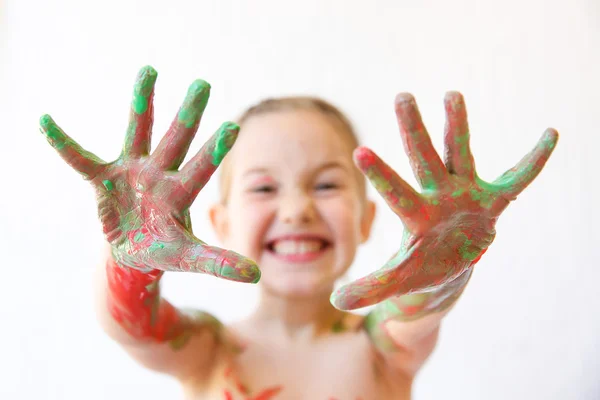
xmin=279 ymin=193 xmax=316 ymax=226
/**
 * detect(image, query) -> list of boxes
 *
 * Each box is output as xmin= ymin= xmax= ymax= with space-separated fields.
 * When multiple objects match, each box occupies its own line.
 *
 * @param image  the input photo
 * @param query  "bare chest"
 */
xmin=183 ymin=331 xmax=411 ymax=400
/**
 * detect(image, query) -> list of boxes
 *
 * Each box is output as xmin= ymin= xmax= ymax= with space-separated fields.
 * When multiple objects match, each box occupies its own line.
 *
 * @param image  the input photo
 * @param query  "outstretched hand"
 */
xmin=40 ymin=66 xmax=260 ymax=284
xmin=332 ymin=92 xmax=557 ymax=310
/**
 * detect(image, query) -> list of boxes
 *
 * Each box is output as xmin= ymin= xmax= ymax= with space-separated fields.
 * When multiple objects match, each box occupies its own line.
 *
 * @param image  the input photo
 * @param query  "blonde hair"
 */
xmin=219 ymin=96 xmax=365 ymax=203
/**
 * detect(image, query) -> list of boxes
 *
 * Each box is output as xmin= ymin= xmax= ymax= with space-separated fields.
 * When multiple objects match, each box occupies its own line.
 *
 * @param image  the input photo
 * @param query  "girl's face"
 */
xmin=210 ymin=110 xmax=375 ymax=299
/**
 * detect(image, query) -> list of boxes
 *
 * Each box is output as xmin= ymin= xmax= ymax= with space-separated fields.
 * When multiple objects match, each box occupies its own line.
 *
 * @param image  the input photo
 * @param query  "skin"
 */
xmin=41 ymin=66 xmax=558 ymax=399
xmin=40 ymin=66 xmax=259 ymax=350
xmin=330 ymin=92 xmax=558 ymax=354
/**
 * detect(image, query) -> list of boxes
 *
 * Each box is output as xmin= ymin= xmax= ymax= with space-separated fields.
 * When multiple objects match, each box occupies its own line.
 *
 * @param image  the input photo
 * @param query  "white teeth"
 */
xmin=272 ymin=239 xmax=324 ymax=255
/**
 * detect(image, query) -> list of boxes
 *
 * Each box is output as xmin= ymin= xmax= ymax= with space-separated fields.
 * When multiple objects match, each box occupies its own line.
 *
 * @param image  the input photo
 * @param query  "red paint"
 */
xmin=106 ymin=258 xmax=186 ymax=342
xmin=470 ymin=248 xmax=487 ymax=266
xmin=251 ymin=386 xmax=283 ymax=400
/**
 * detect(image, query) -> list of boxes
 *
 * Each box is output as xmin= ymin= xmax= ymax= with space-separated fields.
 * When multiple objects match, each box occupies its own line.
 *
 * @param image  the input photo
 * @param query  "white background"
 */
xmin=0 ymin=0 xmax=598 ymax=399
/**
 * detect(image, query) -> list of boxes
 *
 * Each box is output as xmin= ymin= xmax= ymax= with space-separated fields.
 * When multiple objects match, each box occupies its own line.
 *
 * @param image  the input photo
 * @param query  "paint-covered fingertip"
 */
xmin=211 ymin=122 xmax=239 ymax=166
xmin=239 ymin=264 xmax=261 ymax=284
xmin=394 ymin=92 xmax=416 ymax=105
xmin=133 ymin=66 xmax=158 ymax=96
xmin=353 ymin=146 xmax=377 ymax=170
xmin=251 ymin=270 xmax=262 ymax=284
xmin=543 ymin=128 xmax=559 ymax=145
xmin=444 ymin=91 xmax=466 ymax=110
xmin=137 ymin=65 xmax=158 ymax=78
xmin=444 ymin=91 xmax=464 ymax=101
xmin=39 ymin=114 xmax=54 ymax=129
xmin=330 ymin=289 xmax=362 ymax=311
xmin=188 ymin=79 xmax=211 ymax=95
xmin=220 ymin=121 xmax=240 ymax=134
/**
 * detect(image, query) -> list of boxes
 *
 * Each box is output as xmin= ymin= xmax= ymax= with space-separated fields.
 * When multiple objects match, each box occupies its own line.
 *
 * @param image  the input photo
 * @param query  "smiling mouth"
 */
xmin=266 ymin=238 xmax=332 ymax=262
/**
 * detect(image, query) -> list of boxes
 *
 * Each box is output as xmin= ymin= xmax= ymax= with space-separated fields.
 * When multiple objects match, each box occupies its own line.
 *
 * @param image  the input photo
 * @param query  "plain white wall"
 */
xmin=0 ymin=0 xmax=598 ymax=399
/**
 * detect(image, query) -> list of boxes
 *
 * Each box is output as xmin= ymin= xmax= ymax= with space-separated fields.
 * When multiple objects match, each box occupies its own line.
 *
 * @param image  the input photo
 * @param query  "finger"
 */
xmin=121 ymin=66 xmax=157 ymax=159
xmin=330 ymin=239 xmax=424 ymax=310
xmin=181 ymin=243 xmax=261 ymax=284
xmin=492 ymin=128 xmax=559 ymax=200
xmin=443 ymin=91 xmax=475 ymax=178
xmin=151 ymin=79 xmax=211 ymax=170
xmin=395 ymin=93 xmax=448 ymax=190
xmin=354 ymin=146 xmax=426 ymax=228
xmin=39 ymin=114 xmax=105 ymax=180
xmin=116 ymin=226 xmax=262 ymax=283
xmin=174 ymin=122 xmax=239 ymax=209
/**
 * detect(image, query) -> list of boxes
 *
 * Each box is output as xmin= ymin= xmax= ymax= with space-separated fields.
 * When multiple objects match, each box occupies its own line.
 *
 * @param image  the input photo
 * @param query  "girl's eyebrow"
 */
xmin=243 ymin=167 xmax=270 ymax=177
xmin=317 ymin=161 xmax=350 ymax=174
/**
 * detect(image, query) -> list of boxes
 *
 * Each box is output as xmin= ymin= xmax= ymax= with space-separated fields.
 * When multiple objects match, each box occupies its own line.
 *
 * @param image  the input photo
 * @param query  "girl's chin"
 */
xmin=259 ymin=276 xmax=335 ymax=299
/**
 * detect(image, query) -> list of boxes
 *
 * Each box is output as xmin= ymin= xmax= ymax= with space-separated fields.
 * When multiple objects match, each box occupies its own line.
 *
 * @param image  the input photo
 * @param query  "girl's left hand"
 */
xmin=331 ymin=92 xmax=558 ymax=310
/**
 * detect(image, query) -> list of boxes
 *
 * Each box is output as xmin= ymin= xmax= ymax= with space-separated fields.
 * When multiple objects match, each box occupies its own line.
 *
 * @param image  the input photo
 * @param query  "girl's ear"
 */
xmin=360 ymin=200 xmax=376 ymax=243
xmin=209 ymin=203 xmax=229 ymax=244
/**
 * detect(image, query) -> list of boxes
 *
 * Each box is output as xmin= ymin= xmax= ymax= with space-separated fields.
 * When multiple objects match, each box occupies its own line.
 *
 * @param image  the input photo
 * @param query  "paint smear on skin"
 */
xmin=132 ymin=66 xmax=157 ymax=115
xmin=40 ymin=115 xmax=67 ymax=150
xmin=331 ymin=320 xmax=346 ymax=333
xmin=178 ymin=80 xmax=210 ymax=129
xmin=212 ymin=122 xmax=239 ymax=166
xmin=106 ymin=260 xmax=188 ymax=344
xmin=102 ymin=180 xmax=114 ymax=191
xmin=251 ymin=386 xmax=284 ymax=400
xmin=368 ymin=168 xmax=395 ymax=195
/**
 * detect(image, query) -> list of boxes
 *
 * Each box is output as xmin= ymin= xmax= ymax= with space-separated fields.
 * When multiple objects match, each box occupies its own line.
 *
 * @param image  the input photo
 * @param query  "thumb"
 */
xmin=180 ymin=241 xmax=261 ymax=283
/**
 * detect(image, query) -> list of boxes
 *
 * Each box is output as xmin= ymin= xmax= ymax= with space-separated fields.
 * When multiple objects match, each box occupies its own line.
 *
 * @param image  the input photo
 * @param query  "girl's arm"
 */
xmin=363 ymin=268 xmax=472 ymax=375
xmin=330 ymin=92 xmax=557 ymax=374
xmin=95 ymin=245 xmax=226 ymax=379
xmin=40 ymin=66 xmax=259 ymax=380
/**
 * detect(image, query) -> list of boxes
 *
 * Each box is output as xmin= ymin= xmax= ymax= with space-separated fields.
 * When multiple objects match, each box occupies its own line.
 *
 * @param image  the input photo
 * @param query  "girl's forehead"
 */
xmin=232 ymin=110 xmax=355 ymax=166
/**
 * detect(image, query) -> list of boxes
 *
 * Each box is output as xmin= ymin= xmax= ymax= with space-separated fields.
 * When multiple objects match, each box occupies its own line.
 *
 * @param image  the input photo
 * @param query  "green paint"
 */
xmin=363 ymin=309 xmax=379 ymax=333
xmin=178 ymin=79 xmax=210 ymax=129
xmin=134 ymin=232 xmax=145 ymax=242
xmin=102 ymin=180 xmax=114 ymax=191
xmin=145 ymin=281 xmax=159 ymax=292
xmin=370 ymin=170 xmax=394 ymax=193
xmin=149 ymin=295 xmax=160 ymax=326
xmin=451 ymin=187 xmax=466 ymax=197
xmin=123 ymin=119 xmax=137 ymax=154
xmin=212 ymin=122 xmax=238 ymax=166
xmin=417 ymin=154 xmax=438 ymax=190
xmin=431 ymin=199 xmax=440 ymax=205
xmin=381 ymin=299 xmax=402 ymax=315
xmin=457 ymin=233 xmax=480 ymax=260
xmin=39 ymin=114 xmax=66 ymax=149
xmin=469 ymin=188 xmax=494 ymax=208
xmin=332 ymin=320 xmax=346 ymax=333
xmin=169 ymin=331 xmax=191 ymax=350
xmin=454 ymin=132 xmax=470 ymax=157
xmin=400 ymin=292 xmax=430 ymax=306
xmin=132 ymin=66 xmax=157 ymax=114
xmin=399 ymin=198 xmax=414 ymax=208
xmin=148 ymin=241 xmax=165 ymax=252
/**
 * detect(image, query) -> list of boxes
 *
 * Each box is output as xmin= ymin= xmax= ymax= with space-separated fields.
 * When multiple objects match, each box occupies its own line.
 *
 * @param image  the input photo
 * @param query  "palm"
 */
xmin=40 ymin=66 xmax=260 ymax=283
xmin=332 ymin=92 xmax=558 ymax=310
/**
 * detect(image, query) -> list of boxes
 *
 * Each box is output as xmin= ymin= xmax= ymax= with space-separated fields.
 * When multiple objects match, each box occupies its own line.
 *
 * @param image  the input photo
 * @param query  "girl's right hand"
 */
xmin=40 ymin=66 xmax=261 ymax=284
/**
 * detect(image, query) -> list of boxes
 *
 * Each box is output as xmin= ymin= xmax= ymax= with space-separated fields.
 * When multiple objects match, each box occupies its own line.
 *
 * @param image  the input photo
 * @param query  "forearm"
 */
xmin=96 ymin=246 xmax=193 ymax=348
xmin=365 ymin=268 xmax=473 ymax=352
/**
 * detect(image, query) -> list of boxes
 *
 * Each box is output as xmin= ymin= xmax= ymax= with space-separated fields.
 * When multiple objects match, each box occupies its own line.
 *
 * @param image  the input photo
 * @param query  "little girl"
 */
xmin=39 ymin=66 xmax=558 ymax=400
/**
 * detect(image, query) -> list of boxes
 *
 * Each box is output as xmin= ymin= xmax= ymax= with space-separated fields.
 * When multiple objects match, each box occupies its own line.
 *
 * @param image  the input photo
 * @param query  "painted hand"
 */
xmin=40 ymin=66 xmax=260 ymax=283
xmin=332 ymin=92 xmax=558 ymax=310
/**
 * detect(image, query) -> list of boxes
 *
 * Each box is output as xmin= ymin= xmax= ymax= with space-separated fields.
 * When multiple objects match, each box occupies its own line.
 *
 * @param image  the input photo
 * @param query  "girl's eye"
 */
xmin=315 ymin=182 xmax=338 ymax=191
xmin=252 ymin=185 xmax=276 ymax=193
